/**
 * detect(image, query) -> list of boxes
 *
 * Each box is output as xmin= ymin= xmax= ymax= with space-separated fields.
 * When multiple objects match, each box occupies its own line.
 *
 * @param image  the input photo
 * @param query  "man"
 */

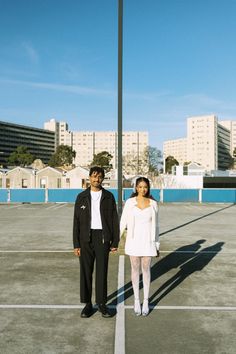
xmin=73 ymin=166 xmax=119 ymax=318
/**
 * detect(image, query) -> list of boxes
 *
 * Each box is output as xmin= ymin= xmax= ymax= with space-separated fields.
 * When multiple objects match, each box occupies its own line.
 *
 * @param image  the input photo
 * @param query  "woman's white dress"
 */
xmin=125 ymin=205 xmax=157 ymax=257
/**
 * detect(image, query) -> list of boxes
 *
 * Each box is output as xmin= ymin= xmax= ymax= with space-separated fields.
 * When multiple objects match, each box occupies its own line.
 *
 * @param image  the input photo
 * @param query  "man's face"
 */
xmin=89 ymin=171 xmax=104 ymax=190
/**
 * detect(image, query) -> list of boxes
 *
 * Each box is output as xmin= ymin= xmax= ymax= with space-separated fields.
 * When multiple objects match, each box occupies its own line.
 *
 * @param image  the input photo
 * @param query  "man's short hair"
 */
xmin=89 ymin=166 xmax=105 ymax=178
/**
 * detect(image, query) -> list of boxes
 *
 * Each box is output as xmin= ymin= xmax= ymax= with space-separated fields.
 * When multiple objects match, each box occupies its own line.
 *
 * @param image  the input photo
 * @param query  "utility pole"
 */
xmin=118 ymin=0 xmax=123 ymax=217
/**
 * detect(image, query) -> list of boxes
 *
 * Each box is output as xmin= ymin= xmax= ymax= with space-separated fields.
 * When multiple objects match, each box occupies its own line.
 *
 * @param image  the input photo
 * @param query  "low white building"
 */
xmin=6 ymin=167 xmax=36 ymax=188
xmin=64 ymin=166 xmax=89 ymax=188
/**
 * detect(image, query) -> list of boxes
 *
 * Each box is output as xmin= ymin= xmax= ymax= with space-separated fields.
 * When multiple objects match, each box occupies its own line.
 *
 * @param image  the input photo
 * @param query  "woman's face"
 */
xmin=136 ymin=181 xmax=149 ymax=197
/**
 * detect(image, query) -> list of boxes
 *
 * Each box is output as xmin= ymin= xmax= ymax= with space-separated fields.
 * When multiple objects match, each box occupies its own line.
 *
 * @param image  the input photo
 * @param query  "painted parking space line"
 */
xmin=114 ymin=255 xmax=125 ymax=354
xmin=125 ymin=305 xmax=236 ymax=311
xmin=45 ymin=204 xmax=67 ymax=210
xmin=0 ymin=304 xmax=118 ymax=309
xmin=4 ymin=204 xmax=23 ymax=209
xmin=0 ymin=250 xmax=73 ymax=253
xmin=1 ymin=250 xmax=235 ymax=255
xmin=1 ymin=304 xmax=235 ymax=311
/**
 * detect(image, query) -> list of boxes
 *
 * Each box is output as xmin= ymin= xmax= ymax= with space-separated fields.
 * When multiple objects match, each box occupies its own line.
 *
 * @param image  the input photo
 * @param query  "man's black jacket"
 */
xmin=73 ymin=187 xmax=120 ymax=249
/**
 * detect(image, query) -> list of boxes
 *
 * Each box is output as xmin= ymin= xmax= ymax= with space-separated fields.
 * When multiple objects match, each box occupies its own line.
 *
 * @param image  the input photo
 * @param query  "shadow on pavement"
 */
xmin=160 ymin=204 xmax=235 ymax=237
xmin=149 ymin=241 xmax=224 ymax=311
xmin=107 ymin=240 xmax=224 ymax=308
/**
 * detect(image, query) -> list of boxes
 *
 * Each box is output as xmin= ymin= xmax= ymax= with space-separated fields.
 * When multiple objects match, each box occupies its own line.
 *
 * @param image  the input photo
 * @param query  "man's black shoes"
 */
xmin=98 ymin=304 xmax=112 ymax=318
xmin=81 ymin=303 xmax=93 ymax=318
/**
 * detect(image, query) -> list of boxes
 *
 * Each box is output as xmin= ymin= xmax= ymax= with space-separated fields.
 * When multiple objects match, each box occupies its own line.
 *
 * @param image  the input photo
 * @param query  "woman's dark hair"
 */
xmin=89 ymin=166 xmax=105 ymax=178
xmin=130 ymin=176 xmax=154 ymax=199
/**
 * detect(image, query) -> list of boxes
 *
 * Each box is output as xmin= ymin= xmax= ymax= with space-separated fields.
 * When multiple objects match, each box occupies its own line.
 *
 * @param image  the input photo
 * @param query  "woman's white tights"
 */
xmin=130 ymin=256 xmax=152 ymax=301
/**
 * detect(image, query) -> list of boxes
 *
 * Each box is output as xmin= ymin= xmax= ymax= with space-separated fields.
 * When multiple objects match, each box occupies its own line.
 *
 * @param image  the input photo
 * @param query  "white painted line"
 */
xmin=1 ymin=250 xmax=235 ymax=255
xmin=52 ymin=203 xmax=67 ymax=210
xmin=0 ymin=304 xmax=118 ymax=309
xmin=160 ymin=251 xmax=236 ymax=254
xmin=114 ymin=255 xmax=125 ymax=354
xmin=0 ymin=305 xmax=84 ymax=309
xmin=0 ymin=250 xmax=72 ymax=253
xmin=1 ymin=304 xmax=235 ymax=311
xmin=6 ymin=205 xmax=23 ymax=209
xmin=45 ymin=204 xmax=64 ymax=210
xmin=125 ymin=305 xmax=236 ymax=311
xmin=118 ymin=250 xmax=236 ymax=255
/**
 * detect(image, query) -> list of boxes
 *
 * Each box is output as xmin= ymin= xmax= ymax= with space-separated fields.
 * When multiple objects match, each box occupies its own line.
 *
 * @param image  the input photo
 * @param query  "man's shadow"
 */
xmin=149 ymin=241 xmax=224 ymax=312
xmin=107 ymin=239 xmax=207 ymax=306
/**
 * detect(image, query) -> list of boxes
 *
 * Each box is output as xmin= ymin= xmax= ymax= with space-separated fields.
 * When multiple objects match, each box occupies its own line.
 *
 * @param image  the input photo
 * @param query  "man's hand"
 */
xmin=110 ymin=248 xmax=118 ymax=253
xmin=74 ymin=248 xmax=81 ymax=256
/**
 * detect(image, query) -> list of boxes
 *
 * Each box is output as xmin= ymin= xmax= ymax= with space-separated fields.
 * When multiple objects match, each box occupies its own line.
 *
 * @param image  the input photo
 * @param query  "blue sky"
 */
xmin=1 ymin=0 xmax=236 ymax=150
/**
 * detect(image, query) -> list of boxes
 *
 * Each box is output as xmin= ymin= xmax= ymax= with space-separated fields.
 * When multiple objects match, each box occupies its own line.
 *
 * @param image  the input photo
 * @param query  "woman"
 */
xmin=120 ymin=177 xmax=160 ymax=316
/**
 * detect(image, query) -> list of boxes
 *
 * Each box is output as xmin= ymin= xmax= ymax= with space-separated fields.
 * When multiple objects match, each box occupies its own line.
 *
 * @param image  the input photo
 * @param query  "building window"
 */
xmin=22 ymin=179 xmax=28 ymax=188
xmin=6 ymin=178 xmax=10 ymax=188
xmin=40 ymin=178 xmax=46 ymax=188
xmin=66 ymin=178 xmax=70 ymax=188
xmin=57 ymin=178 xmax=61 ymax=188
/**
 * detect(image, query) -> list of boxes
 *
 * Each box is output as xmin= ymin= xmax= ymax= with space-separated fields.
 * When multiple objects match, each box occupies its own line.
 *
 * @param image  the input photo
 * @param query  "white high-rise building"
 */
xmin=44 ymin=119 xmax=72 ymax=148
xmin=163 ymin=138 xmax=187 ymax=165
xmin=187 ymin=115 xmax=218 ymax=170
xmin=163 ymin=115 xmax=233 ymax=171
xmin=44 ymin=119 xmax=148 ymax=171
xmin=219 ymin=120 xmax=236 ymax=155
xmin=72 ymin=131 xmax=148 ymax=169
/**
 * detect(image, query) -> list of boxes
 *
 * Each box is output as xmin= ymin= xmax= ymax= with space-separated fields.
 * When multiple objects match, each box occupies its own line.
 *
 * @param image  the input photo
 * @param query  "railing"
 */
xmin=0 ymin=188 xmax=236 ymax=203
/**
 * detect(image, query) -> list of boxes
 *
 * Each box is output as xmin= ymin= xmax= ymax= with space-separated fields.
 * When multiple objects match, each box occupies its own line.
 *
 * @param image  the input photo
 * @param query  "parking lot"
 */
xmin=0 ymin=202 xmax=236 ymax=353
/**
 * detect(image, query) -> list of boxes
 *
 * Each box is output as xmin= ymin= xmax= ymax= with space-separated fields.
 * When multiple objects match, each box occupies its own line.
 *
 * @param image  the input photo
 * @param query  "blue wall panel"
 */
xmin=10 ymin=189 xmax=45 ymax=203
xmin=0 ymin=189 xmax=8 ymax=202
xmin=123 ymin=188 xmax=160 ymax=201
xmin=48 ymin=189 xmax=82 ymax=203
xmin=109 ymin=189 xmax=118 ymax=202
xmin=5 ymin=188 xmax=236 ymax=203
xmin=163 ymin=189 xmax=199 ymax=202
xmin=123 ymin=189 xmax=133 ymax=201
xmin=151 ymin=189 xmax=161 ymax=201
xmin=202 ymin=189 xmax=236 ymax=203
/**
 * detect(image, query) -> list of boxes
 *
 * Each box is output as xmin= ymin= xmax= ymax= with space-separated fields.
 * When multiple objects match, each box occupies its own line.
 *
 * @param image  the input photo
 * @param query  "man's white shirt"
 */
xmin=90 ymin=190 xmax=102 ymax=229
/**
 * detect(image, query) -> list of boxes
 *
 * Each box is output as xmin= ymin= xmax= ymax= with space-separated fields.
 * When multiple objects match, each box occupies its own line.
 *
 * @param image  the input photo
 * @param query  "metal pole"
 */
xmin=118 ymin=0 xmax=123 ymax=217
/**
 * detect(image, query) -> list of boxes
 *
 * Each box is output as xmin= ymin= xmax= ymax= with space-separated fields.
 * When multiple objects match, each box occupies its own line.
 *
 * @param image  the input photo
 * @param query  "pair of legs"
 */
xmin=130 ymin=256 xmax=152 ymax=315
xmin=80 ymin=230 xmax=110 ymax=305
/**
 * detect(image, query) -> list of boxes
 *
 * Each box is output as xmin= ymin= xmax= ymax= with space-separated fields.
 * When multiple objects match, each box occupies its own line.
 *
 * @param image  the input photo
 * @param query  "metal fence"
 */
xmin=0 ymin=188 xmax=236 ymax=203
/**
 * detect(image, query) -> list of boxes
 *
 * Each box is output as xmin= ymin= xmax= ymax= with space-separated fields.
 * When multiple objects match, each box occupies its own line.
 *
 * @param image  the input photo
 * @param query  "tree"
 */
xmin=48 ymin=145 xmax=76 ymax=167
xmin=165 ymin=155 xmax=179 ymax=174
xmin=90 ymin=151 xmax=113 ymax=173
xmin=146 ymin=146 xmax=163 ymax=176
xmin=229 ymin=147 xmax=236 ymax=169
xmin=8 ymin=146 xmax=35 ymax=167
xmin=123 ymin=146 xmax=162 ymax=177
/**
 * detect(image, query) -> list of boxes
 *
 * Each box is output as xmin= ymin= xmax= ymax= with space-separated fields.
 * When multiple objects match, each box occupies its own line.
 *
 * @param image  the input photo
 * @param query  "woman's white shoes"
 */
xmin=142 ymin=299 xmax=149 ymax=316
xmin=134 ymin=299 xmax=149 ymax=316
xmin=134 ymin=299 xmax=141 ymax=316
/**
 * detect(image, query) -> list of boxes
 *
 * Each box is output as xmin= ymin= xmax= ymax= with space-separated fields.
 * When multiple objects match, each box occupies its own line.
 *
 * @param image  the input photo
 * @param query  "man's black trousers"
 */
xmin=79 ymin=229 xmax=110 ymax=304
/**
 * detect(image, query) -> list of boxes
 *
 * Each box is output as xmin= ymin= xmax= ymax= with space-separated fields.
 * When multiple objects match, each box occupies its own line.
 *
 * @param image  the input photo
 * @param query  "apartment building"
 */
xmin=163 ymin=138 xmax=187 ymax=165
xmin=219 ymin=120 xmax=236 ymax=155
xmin=0 ymin=120 xmax=55 ymax=166
xmin=44 ymin=119 xmax=148 ymax=170
xmin=44 ymin=119 xmax=72 ymax=148
xmin=187 ymin=115 xmax=218 ymax=170
xmin=163 ymin=115 xmax=233 ymax=171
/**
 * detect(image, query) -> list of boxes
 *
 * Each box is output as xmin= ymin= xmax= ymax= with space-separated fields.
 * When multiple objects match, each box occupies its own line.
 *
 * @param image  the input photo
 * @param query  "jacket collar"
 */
xmin=84 ymin=186 xmax=108 ymax=200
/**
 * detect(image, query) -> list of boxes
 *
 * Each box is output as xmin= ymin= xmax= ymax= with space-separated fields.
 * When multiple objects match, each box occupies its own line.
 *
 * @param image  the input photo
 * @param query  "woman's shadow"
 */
xmin=149 ymin=241 xmax=224 ymax=312
xmin=107 ymin=239 xmax=215 ymax=306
